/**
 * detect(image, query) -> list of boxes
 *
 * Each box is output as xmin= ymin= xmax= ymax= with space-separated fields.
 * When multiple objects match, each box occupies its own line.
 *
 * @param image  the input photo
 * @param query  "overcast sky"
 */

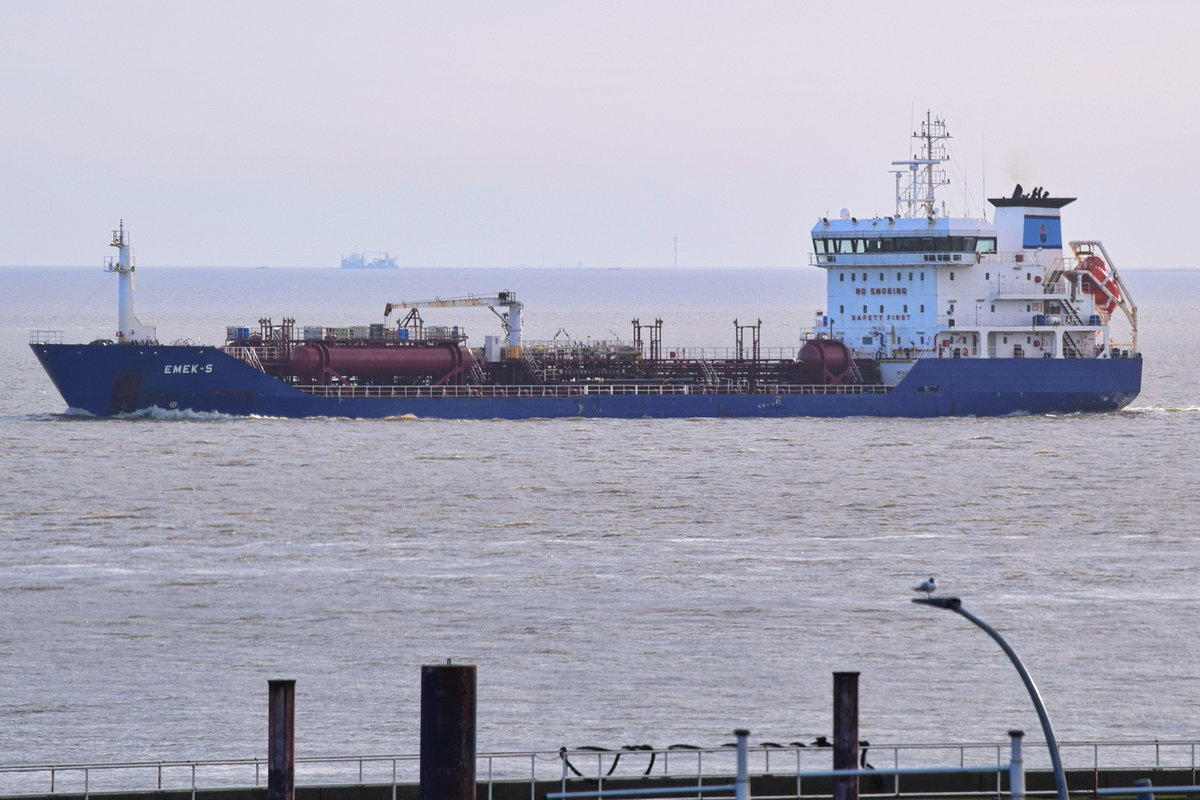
xmin=2 ymin=1 xmax=1195 ymax=268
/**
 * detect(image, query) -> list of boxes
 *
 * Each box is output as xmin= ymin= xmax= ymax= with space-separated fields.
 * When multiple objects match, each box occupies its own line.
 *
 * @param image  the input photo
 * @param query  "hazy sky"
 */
xmin=2 ymin=0 xmax=1195 ymax=268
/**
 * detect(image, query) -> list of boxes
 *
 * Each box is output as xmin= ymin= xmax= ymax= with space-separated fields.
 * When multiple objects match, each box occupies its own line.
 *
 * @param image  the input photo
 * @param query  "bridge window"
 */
xmin=820 ymin=235 xmax=997 ymax=254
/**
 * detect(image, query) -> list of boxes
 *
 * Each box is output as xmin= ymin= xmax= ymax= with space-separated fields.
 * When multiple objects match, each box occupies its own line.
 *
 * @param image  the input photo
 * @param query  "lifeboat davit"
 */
xmin=1082 ymin=255 xmax=1120 ymax=315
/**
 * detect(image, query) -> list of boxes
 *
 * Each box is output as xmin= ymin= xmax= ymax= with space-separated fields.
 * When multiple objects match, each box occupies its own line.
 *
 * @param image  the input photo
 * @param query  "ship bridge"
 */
xmin=808 ymin=115 xmax=1135 ymax=365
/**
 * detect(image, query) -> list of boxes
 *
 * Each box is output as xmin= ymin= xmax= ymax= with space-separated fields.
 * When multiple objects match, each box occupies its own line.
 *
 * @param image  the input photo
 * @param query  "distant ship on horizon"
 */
xmin=341 ymin=251 xmax=398 ymax=269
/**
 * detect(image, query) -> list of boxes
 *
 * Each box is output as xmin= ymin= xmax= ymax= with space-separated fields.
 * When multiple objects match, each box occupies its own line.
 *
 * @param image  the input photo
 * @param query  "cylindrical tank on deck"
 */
xmin=798 ymin=338 xmax=853 ymax=384
xmin=288 ymin=342 xmax=474 ymax=381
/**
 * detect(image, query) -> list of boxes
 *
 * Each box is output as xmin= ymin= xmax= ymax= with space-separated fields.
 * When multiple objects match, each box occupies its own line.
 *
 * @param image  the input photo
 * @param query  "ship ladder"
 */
xmin=521 ymin=354 xmax=545 ymax=384
xmin=1062 ymin=331 xmax=1087 ymax=359
xmin=848 ymin=362 xmax=865 ymax=384
xmin=1058 ymin=297 xmax=1085 ymax=326
xmin=698 ymin=359 xmax=719 ymax=386
xmin=468 ymin=362 xmax=487 ymax=385
xmin=224 ymin=346 xmax=266 ymax=373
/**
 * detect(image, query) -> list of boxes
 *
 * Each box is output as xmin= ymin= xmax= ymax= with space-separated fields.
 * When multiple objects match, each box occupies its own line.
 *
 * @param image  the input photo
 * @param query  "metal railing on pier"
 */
xmin=1 ymin=739 xmax=1196 ymax=800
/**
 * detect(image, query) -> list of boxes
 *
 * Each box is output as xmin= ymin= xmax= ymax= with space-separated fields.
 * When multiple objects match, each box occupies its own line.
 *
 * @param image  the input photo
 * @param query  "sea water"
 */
xmin=0 ymin=266 xmax=1197 ymax=771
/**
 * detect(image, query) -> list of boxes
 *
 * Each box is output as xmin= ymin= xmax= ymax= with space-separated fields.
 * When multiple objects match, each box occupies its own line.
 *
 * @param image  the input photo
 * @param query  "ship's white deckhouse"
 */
xmin=809 ymin=113 xmax=1136 ymax=378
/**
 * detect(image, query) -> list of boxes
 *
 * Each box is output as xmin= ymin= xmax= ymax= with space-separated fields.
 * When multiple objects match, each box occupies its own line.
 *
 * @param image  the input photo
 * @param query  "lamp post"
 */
xmin=913 ymin=596 xmax=1068 ymax=800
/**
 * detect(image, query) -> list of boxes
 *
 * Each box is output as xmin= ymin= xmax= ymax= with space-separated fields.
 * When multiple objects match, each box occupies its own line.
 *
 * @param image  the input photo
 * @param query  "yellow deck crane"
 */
xmin=384 ymin=291 xmax=525 ymax=357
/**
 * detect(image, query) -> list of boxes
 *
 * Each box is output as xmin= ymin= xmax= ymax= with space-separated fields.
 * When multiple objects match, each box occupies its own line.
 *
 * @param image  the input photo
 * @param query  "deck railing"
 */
xmin=292 ymin=383 xmax=895 ymax=400
xmin=28 ymin=330 xmax=64 ymax=345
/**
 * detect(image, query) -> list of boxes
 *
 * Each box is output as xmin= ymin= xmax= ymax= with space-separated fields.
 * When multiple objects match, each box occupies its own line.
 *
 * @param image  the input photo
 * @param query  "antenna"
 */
xmin=890 ymin=111 xmax=951 ymax=218
xmin=982 ymin=134 xmax=988 ymax=222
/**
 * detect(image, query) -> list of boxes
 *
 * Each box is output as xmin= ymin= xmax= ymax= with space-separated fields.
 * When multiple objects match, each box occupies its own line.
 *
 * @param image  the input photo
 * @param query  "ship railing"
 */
xmin=220 ymin=346 xmax=269 ymax=372
xmin=28 ymin=330 xmax=65 ymax=344
xmin=1 ymin=739 xmax=1195 ymax=798
xmin=911 ymin=344 xmax=1118 ymax=360
xmin=663 ymin=347 xmax=802 ymax=361
xmin=934 ymin=314 xmax=1106 ymax=329
xmin=520 ymin=346 xmax=804 ymax=362
xmin=293 ymin=383 xmax=894 ymax=400
xmin=984 ymin=276 xmax=1072 ymax=297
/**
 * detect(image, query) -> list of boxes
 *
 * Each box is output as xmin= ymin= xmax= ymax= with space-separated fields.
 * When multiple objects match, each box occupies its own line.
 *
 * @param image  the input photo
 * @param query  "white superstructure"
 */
xmin=810 ymin=113 xmax=1137 ymax=383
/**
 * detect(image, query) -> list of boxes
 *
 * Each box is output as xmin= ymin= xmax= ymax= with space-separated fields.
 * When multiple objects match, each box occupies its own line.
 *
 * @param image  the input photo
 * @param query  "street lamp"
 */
xmin=913 ymin=596 xmax=1068 ymax=800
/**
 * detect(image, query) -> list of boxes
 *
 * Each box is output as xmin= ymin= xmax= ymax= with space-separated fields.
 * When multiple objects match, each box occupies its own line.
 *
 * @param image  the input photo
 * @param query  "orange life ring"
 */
xmin=1033 ymin=340 xmax=1041 ymax=348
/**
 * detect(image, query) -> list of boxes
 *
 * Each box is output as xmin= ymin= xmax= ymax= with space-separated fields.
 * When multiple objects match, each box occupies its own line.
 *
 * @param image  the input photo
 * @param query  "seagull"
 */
xmin=914 ymin=576 xmax=936 ymax=597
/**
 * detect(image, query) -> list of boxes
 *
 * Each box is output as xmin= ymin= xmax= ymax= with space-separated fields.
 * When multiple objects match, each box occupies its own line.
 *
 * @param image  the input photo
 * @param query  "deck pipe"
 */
xmin=267 ymin=679 xmax=295 ymax=800
xmin=420 ymin=664 xmax=476 ymax=800
xmin=833 ymin=671 xmax=860 ymax=800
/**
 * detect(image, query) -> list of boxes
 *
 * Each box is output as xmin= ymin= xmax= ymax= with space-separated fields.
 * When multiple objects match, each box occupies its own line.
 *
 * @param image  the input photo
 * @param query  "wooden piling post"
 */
xmin=420 ymin=664 xmax=476 ymax=800
xmin=833 ymin=671 xmax=860 ymax=800
xmin=268 ymin=679 xmax=295 ymax=800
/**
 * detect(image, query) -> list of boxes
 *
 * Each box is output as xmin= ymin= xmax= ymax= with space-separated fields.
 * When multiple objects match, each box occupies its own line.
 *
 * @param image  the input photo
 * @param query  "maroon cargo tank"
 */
xmin=288 ymin=342 xmax=475 ymax=383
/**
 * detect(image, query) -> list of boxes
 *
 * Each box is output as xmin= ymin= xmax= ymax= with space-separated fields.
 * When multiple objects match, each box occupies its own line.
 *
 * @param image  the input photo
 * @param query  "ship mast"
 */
xmin=104 ymin=221 xmax=155 ymax=343
xmin=891 ymin=111 xmax=951 ymax=218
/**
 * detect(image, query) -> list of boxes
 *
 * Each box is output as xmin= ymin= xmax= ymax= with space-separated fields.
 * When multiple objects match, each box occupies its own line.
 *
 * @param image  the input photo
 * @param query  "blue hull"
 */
xmin=31 ymin=343 xmax=1142 ymax=419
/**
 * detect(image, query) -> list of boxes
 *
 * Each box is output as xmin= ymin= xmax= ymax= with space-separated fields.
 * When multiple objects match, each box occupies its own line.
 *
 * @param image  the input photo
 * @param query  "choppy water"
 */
xmin=1 ymin=266 xmax=1198 ymax=769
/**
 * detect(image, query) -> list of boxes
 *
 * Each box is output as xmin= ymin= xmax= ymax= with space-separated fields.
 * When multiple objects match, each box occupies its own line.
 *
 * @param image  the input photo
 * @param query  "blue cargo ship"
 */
xmin=31 ymin=116 xmax=1141 ymax=419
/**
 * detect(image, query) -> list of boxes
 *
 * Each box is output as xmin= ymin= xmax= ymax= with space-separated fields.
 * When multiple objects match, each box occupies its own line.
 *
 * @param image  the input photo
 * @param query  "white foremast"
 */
xmin=104 ymin=221 xmax=156 ymax=344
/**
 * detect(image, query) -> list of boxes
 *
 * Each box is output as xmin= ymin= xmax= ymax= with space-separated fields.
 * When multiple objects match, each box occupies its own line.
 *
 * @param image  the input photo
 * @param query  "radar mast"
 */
xmin=891 ymin=111 xmax=951 ymax=218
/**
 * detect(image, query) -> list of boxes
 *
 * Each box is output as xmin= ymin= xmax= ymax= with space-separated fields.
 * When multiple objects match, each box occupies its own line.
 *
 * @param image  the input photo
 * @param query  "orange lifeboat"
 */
xmin=1082 ymin=255 xmax=1120 ymax=315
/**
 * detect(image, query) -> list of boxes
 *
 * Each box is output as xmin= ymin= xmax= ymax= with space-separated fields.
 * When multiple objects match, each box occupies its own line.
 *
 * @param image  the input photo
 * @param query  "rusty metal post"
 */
xmin=420 ymin=664 xmax=476 ymax=800
xmin=268 ymin=679 xmax=295 ymax=800
xmin=833 ymin=671 xmax=860 ymax=800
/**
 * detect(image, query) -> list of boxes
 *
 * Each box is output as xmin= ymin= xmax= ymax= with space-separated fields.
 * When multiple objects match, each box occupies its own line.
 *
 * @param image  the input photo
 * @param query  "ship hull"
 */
xmin=31 ymin=343 xmax=1142 ymax=419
